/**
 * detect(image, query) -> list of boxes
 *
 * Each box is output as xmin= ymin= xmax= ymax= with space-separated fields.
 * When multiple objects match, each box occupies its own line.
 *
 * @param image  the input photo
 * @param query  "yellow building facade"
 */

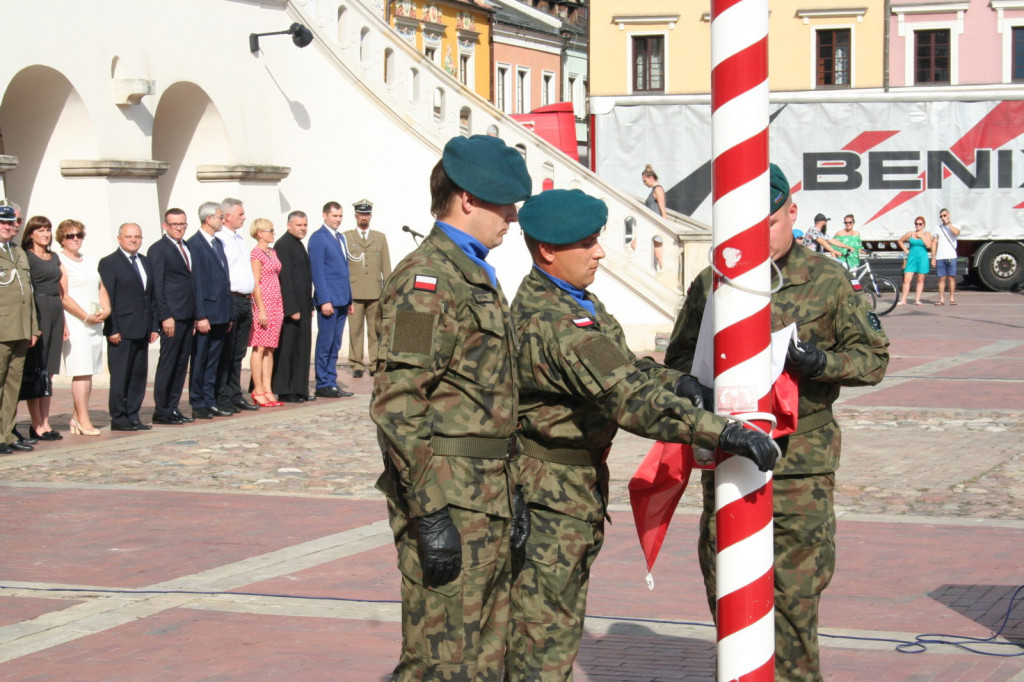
xmin=390 ymin=0 xmax=493 ymax=99
xmin=589 ymin=1 xmax=886 ymax=96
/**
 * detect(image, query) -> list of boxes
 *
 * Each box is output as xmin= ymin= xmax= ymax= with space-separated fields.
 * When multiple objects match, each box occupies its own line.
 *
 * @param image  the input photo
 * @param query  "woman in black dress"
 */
xmin=21 ymin=216 xmax=66 ymax=440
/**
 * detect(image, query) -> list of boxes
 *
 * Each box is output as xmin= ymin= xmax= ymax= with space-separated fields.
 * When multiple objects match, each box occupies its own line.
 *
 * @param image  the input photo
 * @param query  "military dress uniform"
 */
xmin=665 ymin=242 xmax=890 ymax=681
xmin=344 ymin=217 xmax=391 ymax=376
xmin=0 ymin=239 xmax=39 ymax=447
xmin=371 ymin=224 xmax=520 ymax=681
xmin=508 ymin=266 xmax=729 ymax=679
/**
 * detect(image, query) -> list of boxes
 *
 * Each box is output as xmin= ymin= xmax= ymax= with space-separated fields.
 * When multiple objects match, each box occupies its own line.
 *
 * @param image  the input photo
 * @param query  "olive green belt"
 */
xmin=520 ymin=437 xmax=607 ymax=467
xmin=791 ymin=408 xmax=834 ymax=436
xmin=430 ymin=434 xmax=517 ymax=460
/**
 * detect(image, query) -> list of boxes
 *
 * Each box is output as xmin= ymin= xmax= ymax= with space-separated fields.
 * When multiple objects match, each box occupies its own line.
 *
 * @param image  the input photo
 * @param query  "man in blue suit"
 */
xmin=187 ymin=202 xmax=234 ymax=418
xmin=309 ymin=201 xmax=353 ymax=398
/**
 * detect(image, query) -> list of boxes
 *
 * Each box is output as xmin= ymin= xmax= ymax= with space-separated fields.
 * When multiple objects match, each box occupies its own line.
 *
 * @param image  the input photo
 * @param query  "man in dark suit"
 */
xmin=187 ymin=202 xmax=234 ymax=419
xmin=98 ymin=222 xmax=159 ymax=431
xmin=149 ymin=208 xmax=197 ymax=426
xmin=271 ymin=210 xmax=315 ymax=402
xmin=308 ymin=201 xmax=353 ymax=398
xmin=214 ymin=197 xmax=258 ymax=413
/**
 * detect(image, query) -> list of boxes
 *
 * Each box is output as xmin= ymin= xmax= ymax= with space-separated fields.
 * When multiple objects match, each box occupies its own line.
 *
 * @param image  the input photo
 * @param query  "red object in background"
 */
xmin=511 ymin=102 xmax=579 ymax=161
xmin=542 ymin=178 xmax=554 ymax=191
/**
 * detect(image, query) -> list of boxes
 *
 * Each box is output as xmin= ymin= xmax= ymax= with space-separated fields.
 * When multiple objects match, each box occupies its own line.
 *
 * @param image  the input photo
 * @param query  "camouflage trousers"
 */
xmin=698 ymin=471 xmax=836 ymax=682
xmin=505 ymin=506 xmax=604 ymax=681
xmin=386 ymin=496 xmax=512 ymax=682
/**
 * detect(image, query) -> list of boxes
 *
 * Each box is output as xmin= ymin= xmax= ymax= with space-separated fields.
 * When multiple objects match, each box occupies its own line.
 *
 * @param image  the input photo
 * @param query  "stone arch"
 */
xmin=152 ymin=81 xmax=231 ymax=216
xmin=0 ymin=65 xmax=99 ymax=218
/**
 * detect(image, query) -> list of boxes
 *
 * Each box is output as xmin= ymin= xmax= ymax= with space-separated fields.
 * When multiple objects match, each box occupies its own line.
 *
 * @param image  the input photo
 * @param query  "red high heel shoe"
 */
xmin=253 ymin=392 xmax=282 ymax=407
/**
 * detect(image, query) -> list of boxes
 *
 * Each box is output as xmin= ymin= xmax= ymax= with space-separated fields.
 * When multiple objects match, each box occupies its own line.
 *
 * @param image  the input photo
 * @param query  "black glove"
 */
xmin=786 ymin=339 xmax=827 ymax=378
xmin=418 ymin=507 xmax=461 ymax=587
xmin=718 ymin=422 xmax=777 ymax=472
xmin=673 ymin=374 xmax=713 ymax=411
xmin=510 ymin=485 xmax=531 ymax=554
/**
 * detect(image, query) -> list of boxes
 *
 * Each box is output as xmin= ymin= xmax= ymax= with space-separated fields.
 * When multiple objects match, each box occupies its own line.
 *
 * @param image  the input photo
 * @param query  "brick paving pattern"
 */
xmin=0 ymin=289 xmax=1022 ymax=680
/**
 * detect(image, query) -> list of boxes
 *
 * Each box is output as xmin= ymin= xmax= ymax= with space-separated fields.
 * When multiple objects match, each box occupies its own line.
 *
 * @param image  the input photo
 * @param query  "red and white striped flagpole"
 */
xmin=710 ymin=0 xmax=775 ymax=679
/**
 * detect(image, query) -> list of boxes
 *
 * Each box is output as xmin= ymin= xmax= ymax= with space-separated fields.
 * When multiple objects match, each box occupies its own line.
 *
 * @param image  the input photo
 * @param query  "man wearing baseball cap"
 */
xmin=665 ymin=165 xmax=890 ymax=681
xmin=370 ymin=135 xmax=532 ymax=680
xmin=505 ymin=188 xmax=776 ymax=677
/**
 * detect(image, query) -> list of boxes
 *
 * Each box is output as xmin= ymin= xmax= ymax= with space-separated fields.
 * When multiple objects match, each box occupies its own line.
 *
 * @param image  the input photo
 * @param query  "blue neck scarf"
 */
xmin=436 ymin=221 xmax=497 ymax=287
xmin=536 ymin=266 xmax=596 ymax=317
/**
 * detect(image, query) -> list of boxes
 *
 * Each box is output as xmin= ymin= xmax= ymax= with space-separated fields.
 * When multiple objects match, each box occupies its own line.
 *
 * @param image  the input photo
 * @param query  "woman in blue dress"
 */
xmin=898 ymin=216 xmax=934 ymax=305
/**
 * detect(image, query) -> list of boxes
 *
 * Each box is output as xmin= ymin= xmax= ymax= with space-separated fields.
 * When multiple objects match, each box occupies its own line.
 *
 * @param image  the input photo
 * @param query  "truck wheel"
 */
xmin=976 ymin=242 xmax=1024 ymax=291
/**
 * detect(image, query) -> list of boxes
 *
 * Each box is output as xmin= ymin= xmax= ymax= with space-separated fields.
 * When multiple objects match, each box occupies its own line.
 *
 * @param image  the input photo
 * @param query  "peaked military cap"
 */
xmin=442 ymin=134 xmax=532 ymax=205
xmin=353 ymin=199 xmax=373 ymax=213
xmin=519 ymin=189 xmax=608 ymax=245
xmin=0 ymin=205 xmax=15 ymax=223
xmin=770 ymin=163 xmax=790 ymax=215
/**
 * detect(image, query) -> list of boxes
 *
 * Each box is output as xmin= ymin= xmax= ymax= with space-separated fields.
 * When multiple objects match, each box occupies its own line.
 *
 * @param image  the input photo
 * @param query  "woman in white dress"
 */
xmin=57 ymin=219 xmax=110 ymax=435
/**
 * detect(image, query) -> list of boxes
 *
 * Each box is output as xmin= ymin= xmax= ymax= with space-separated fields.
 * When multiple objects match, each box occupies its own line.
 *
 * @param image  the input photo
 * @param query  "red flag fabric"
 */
xmin=628 ymin=368 xmax=801 ymax=582
xmin=628 ymin=441 xmax=693 ymax=577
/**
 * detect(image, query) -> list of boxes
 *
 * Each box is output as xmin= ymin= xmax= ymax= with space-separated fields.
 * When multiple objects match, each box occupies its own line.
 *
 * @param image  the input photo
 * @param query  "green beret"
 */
xmin=770 ymin=163 xmax=790 ymax=215
xmin=442 ymin=135 xmax=532 ymax=205
xmin=519 ymin=189 xmax=608 ymax=245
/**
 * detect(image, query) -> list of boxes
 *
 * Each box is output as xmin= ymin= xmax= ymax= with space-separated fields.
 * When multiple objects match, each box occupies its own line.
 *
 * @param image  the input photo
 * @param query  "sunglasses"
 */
xmin=914 ymin=222 xmax=924 ymax=226
xmin=64 ymin=232 xmax=85 ymax=240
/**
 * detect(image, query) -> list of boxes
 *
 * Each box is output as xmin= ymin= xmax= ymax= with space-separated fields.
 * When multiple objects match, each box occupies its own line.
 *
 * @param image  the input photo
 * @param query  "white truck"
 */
xmin=591 ymin=90 xmax=1024 ymax=290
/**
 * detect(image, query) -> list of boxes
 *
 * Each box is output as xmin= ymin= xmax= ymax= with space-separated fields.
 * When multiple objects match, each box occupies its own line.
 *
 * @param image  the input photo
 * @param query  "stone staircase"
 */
xmin=290 ymin=0 xmax=711 ymax=343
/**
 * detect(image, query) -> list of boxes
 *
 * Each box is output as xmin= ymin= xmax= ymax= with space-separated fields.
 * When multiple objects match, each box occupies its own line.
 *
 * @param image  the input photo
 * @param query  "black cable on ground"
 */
xmin=2 ymin=584 xmax=1021 ymax=657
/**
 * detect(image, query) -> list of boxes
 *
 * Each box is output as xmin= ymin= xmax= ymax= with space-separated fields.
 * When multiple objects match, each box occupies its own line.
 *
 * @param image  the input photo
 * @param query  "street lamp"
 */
xmin=249 ymin=22 xmax=314 ymax=55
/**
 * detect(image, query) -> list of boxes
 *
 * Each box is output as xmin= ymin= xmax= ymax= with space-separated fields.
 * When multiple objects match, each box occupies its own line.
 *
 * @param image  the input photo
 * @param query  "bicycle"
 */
xmin=847 ymin=252 xmax=899 ymax=315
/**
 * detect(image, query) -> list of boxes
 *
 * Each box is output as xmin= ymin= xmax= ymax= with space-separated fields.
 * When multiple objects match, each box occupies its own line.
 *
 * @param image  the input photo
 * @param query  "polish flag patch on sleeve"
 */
xmin=414 ymin=275 xmax=438 ymax=292
xmin=850 ymin=278 xmax=862 ymax=291
xmin=573 ymin=317 xmax=595 ymax=327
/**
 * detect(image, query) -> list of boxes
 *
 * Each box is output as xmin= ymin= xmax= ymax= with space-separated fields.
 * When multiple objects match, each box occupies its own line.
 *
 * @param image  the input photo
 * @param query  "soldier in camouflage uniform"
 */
xmin=506 ymin=189 xmax=778 ymax=680
xmin=665 ymin=165 xmax=890 ymax=682
xmin=370 ymin=135 xmax=532 ymax=681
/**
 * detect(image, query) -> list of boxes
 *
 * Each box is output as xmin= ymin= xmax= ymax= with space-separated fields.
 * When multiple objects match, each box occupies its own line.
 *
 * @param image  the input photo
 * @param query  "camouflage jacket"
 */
xmin=664 ymin=243 xmax=890 ymax=476
xmin=512 ymin=268 xmax=727 ymax=522
xmin=370 ymin=225 xmax=517 ymax=518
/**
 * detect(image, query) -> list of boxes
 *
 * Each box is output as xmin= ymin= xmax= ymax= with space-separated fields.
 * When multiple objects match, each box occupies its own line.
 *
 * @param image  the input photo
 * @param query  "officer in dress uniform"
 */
xmin=344 ymin=199 xmax=391 ymax=379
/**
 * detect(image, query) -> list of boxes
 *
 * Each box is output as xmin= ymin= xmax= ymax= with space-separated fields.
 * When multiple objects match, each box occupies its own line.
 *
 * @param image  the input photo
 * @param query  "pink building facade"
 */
xmin=889 ymin=0 xmax=1024 ymax=87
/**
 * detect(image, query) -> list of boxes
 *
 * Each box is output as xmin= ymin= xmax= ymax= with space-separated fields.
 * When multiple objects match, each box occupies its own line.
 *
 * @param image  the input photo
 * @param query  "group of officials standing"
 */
xmin=144 ymin=198 xmax=390 ymax=423
xmin=370 ymin=136 xmax=889 ymax=682
xmin=0 ymin=196 xmax=392 ymax=448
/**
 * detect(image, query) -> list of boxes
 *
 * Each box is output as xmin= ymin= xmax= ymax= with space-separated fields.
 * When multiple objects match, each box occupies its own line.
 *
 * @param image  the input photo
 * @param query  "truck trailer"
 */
xmin=591 ymin=90 xmax=1024 ymax=290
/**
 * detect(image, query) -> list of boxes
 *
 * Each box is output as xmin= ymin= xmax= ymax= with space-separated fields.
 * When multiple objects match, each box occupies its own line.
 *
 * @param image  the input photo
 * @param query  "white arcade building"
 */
xmin=0 ymin=0 xmax=711 ymax=350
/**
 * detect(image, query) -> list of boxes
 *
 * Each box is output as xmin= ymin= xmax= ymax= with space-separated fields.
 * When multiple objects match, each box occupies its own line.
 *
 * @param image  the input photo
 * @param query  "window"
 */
xmin=816 ymin=29 xmax=850 ymax=87
xmin=516 ymin=67 xmax=530 ymax=113
xmin=915 ymin=29 xmax=950 ymax=84
xmin=1014 ymin=27 xmax=1024 ymax=82
xmin=542 ymin=72 xmax=554 ymax=106
xmin=459 ymin=54 xmax=470 ymax=86
xmin=496 ymin=64 xmax=509 ymax=112
xmin=632 ymin=36 xmax=664 ymax=93
xmin=425 ymin=46 xmax=437 ymax=62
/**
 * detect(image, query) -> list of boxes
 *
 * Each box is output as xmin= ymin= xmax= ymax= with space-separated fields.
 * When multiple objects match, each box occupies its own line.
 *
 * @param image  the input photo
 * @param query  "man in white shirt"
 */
xmin=215 ymin=198 xmax=258 ymax=411
xmin=931 ymin=208 xmax=961 ymax=305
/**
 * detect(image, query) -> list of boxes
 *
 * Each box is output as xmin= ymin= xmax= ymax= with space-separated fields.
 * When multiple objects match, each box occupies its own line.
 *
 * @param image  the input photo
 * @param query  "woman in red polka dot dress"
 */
xmin=249 ymin=218 xmax=284 ymax=407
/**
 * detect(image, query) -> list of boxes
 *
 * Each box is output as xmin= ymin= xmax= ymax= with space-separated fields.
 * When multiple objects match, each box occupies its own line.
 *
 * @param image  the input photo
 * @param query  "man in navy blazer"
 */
xmin=98 ymin=223 xmax=159 ymax=431
xmin=187 ymin=202 xmax=234 ymax=419
xmin=149 ymin=208 xmax=197 ymax=425
xmin=308 ymin=201 xmax=353 ymax=398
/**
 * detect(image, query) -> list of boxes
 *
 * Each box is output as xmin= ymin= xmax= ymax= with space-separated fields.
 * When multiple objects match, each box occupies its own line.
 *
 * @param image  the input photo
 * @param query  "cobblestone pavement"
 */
xmin=1 ymin=289 xmax=1023 ymax=515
